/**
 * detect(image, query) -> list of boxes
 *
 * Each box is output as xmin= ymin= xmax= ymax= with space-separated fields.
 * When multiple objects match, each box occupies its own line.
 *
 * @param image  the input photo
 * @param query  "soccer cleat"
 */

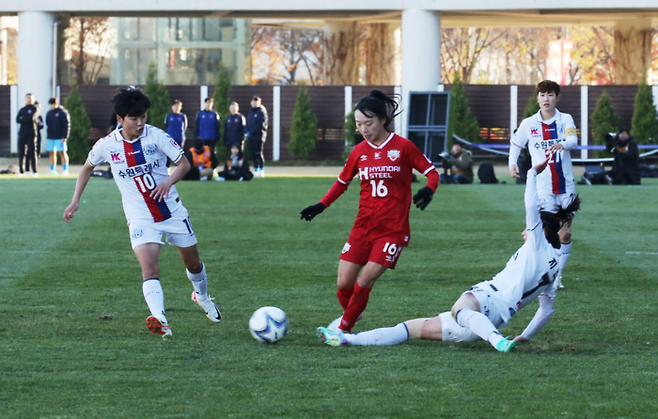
xmin=495 ymin=337 xmax=516 ymax=352
xmin=50 ymin=170 xmax=59 ymax=176
xmin=62 ymin=170 xmax=69 ymax=176
xmin=191 ymin=291 xmax=222 ymax=323
xmin=316 ymin=327 xmax=348 ymax=347
xmin=31 ymin=172 xmax=39 ymax=177
xmin=146 ymin=315 xmax=172 ymax=337
xmin=214 ymin=176 xmax=226 ymax=182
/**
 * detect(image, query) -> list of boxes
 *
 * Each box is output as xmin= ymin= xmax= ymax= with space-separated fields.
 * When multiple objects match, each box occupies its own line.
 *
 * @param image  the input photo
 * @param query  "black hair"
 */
xmin=540 ymin=194 xmax=582 ymax=249
xmin=619 ymin=127 xmax=630 ymax=135
xmin=173 ymin=99 xmax=182 ymax=105
xmin=193 ymin=139 xmax=205 ymax=152
xmin=204 ymin=97 xmax=213 ymax=103
xmin=112 ymin=87 xmax=152 ymax=119
xmin=536 ymin=80 xmax=560 ymax=96
xmin=354 ymin=89 xmax=401 ymax=132
xmin=48 ymin=97 xmax=58 ymax=105
xmin=252 ymin=96 xmax=261 ymax=101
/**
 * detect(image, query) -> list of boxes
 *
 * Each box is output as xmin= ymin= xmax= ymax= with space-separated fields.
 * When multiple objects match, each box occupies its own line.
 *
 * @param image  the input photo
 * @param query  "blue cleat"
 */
xmin=495 ymin=336 xmax=517 ymax=352
xmin=316 ymin=327 xmax=348 ymax=347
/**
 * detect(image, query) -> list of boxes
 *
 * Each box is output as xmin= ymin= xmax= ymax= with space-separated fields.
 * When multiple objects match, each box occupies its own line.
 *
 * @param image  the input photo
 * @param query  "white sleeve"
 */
xmin=520 ymin=294 xmax=555 ymax=340
xmin=87 ymin=138 xmax=107 ymax=167
xmin=509 ymin=120 xmax=528 ymax=167
xmin=562 ymin=114 xmax=578 ymax=151
xmin=158 ymin=129 xmax=185 ymax=163
xmin=524 ymin=169 xmax=543 ymax=246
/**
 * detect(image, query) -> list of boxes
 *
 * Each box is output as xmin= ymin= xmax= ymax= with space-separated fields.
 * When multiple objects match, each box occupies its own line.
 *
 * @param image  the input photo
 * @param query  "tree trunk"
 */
xmin=323 ymin=21 xmax=359 ymax=85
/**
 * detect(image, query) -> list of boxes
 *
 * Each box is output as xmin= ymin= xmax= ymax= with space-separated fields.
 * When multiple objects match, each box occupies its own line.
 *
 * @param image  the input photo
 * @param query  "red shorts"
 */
xmin=339 ymin=233 xmax=406 ymax=269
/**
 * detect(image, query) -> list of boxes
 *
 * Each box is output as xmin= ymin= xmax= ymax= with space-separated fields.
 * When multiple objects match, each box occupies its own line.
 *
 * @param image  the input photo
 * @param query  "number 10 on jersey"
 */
xmin=135 ymin=173 xmax=157 ymax=193
xmin=370 ymin=180 xmax=388 ymax=197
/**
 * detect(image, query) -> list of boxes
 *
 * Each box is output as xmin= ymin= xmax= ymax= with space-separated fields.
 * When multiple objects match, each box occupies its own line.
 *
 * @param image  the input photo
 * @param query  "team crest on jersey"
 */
xmin=530 ymin=128 xmax=541 ymax=137
xmin=387 ymin=149 xmax=400 ymax=161
xmin=342 ymin=242 xmax=351 ymax=254
xmin=374 ymin=152 xmax=381 ymax=160
xmin=360 ymin=154 xmax=368 ymax=161
xmin=143 ymin=144 xmax=158 ymax=155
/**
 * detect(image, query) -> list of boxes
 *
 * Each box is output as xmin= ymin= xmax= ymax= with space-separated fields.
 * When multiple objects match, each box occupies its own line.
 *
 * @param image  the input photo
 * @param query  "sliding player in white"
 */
xmin=509 ymin=80 xmax=579 ymax=289
xmin=317 ymin=158 xmax=581 ymax=352
xmin=64 ymin=87 xmax=221 ymax=338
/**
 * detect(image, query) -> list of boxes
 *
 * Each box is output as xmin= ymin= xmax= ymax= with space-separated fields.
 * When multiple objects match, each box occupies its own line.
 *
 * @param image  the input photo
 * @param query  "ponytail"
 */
xmin=354 ymin=89 xmax=402 ymax=132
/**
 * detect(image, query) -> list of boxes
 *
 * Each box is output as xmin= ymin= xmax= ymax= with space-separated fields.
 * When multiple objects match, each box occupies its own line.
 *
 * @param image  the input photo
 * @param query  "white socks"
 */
xmin=347 ymin=323 xmax=409 ymax=346
xmin=187 ymin=263 xmax=208 ymax=296
xmin=142 ymin=278 xmax=165 ymax=318
xmin=557 ymin=242 xmax=572 ymax=275
xmin=456 ymin=309 xmax=503 ymax=348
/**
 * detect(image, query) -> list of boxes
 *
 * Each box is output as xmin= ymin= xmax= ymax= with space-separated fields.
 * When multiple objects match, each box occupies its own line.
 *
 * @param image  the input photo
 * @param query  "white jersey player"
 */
xmin=317 ymin=158 xmax=581 ymax=352
xmin=509 ymin=80 xmax=578 ymax=289
xmin=64 ymin=87 xmax=222 ymax=338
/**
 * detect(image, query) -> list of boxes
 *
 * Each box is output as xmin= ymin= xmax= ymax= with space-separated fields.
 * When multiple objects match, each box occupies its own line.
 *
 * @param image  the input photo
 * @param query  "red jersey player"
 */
xmin=300 ymin=90 xmax=440 ymax=334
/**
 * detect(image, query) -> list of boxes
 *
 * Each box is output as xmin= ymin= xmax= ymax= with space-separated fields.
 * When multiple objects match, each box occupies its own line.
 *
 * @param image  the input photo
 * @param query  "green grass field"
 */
xmin=1 ymin=175 xmax=657 ymax=418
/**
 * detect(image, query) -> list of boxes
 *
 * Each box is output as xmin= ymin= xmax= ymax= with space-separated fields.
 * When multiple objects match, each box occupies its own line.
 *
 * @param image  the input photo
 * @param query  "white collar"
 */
xmin=535 ymin=108 xmax=561 ymax=124
xmin=365 ymin=132 xmax=394 ymax=150
xmin=114 ymin=125 xmax=149 ymax=142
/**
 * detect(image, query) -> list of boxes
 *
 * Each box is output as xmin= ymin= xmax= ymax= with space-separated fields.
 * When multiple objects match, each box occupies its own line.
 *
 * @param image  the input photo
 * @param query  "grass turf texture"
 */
xmin=1 ymin=176 xmax=657 ymax=419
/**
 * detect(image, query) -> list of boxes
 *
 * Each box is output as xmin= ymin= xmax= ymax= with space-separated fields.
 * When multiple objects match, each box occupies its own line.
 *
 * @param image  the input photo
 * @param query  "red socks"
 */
xmin=337 ymin=287 xmax=354 ymax=310
xmin=340 ymin=283 xmax=372 ymax=332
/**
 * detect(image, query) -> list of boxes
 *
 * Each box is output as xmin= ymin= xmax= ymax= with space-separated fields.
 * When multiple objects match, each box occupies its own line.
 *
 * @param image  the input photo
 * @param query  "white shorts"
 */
xmin=538 ymin=192 xmax=575 ymax=214
xmin=128 ymin=210 xmax=197 ymax=249
xmin=462 ymin=281 xmax=506 ymax=329
xmin=439 ymin=312 xmax=479 ymax=343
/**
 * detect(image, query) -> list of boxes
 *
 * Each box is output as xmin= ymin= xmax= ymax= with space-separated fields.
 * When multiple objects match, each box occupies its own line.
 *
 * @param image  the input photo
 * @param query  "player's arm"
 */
xmin=509 ymin=122 xmax=529 ymax=178
xmin=408 ymin=142 xmax=439 ymax=210
xmin=151 ymin=155 xmax=189 ymax=202
xmin=514 ymin=294 xmax=555 ymax=342
xmin=64 ymin=161 xmax=95 ymax=223
xmin=550 ymin=115 xmax=578 ymax=153
xmin=524 ymin=158 xmax=548 ymax=242
xmin=300 ymin=151 xmax=357 ymax=221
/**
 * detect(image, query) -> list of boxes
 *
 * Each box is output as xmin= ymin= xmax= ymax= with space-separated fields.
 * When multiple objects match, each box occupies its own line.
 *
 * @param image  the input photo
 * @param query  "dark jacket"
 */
xmin=194 ymin=109 xmax=220 ymax=141
xmin=612 ymin=137 xmax=640 ymax=185
xmin=165 ymin=112 xmax=188 ymax=145
xmin=224 ymin=113 xmax=246 ymax=146
xmin=46 ymin=107 xmax=71 ymax=139
xmin=246 ymin=106 xmax=268 ymax=141
xmin=16 ymin=105 xmax=38 ymax=137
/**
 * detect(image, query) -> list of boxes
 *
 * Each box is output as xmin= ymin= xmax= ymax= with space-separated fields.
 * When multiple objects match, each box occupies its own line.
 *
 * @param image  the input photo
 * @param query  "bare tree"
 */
xmin=67 ymin=17 xmax=112 ymax=85
xmin=441 ymin=28 xmax=508 ymax=83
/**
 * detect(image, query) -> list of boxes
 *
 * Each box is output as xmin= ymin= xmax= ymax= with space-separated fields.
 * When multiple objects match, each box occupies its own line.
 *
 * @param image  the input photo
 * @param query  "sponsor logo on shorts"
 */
xmin=131 ymin=229 xmax=143 ymax=239
xmin=342 ymin=242 xmax=351 ymax=254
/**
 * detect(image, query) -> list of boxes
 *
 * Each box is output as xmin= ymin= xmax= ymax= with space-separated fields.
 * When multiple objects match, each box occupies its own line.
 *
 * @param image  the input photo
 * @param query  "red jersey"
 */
xmin=320 ymin=133 xmax=438 ymax=244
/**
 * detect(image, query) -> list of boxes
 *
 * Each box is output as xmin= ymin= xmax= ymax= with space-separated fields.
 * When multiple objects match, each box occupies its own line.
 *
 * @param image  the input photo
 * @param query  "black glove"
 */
xmin=412 ymin=187 xmax=433 ymax=211
xmin=300 ymin=203 xmax=326 ymax=221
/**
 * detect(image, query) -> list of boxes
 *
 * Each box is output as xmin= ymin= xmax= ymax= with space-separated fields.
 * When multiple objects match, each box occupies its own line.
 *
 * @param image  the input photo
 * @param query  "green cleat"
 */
xmin=316 ymin=327 xmax=347 ymax=347
xmin=495 ymin=337 xmax=517 ymax=352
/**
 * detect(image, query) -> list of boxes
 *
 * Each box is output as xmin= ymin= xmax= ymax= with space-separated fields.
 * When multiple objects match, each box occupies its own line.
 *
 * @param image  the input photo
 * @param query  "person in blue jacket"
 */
xmin=164 ymin=99 xmax=188 ymax=149
xmin=194 ymin=97 xmax=220 ymax=152
xmin=245 ymin=96 xmax=268 ymax=177
xmin=224 ymin=101 xmax=245 ymax=151
xmin=45 ymin=97 xmax=71 ymax=175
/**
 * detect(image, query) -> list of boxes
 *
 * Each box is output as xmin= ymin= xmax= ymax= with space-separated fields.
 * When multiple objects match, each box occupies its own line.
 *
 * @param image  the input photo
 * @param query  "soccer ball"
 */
xmin=249 ymin=306 xmax=289 ymax=343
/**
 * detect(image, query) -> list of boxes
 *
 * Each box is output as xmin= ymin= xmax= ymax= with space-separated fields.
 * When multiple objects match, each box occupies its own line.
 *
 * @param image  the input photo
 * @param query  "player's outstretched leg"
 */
xmin=188 ymin=263 xmax=221 ymax=322
xmin=455 ymin=308 xmax=514 ymax=352
xmin=316 ymin=327 xmax=348 ymax=347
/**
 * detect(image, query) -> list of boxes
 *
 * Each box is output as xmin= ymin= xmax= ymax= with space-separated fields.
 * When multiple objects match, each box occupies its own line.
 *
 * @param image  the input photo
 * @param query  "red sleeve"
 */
xmin=319 ymin=180 xmax=349 ymax=208
xmin=406 ymin=140 xmax=439 ymax=193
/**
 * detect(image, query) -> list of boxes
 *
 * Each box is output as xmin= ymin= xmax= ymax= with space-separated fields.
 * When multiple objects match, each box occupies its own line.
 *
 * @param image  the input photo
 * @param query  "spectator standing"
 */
xmin=224 ymin=101 xmax=246 ymax=150
xmin=245 ymin=96 xmax=268 ymax=177
xmin=164 ymin=100 xmax=188 ymax=149
xmin=194 ymin=97 xmax=220 ymax=152
xmin=16 ymin=93 xmax=39 ymax=176
xmin=611 ymin=128 xmax=640 ymax=185
xmin=45 ymin=97 xmax=71 ymax=176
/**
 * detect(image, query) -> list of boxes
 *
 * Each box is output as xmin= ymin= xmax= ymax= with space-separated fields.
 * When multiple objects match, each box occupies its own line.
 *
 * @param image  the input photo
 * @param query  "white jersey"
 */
xmin=509 ymin=109 xmax=578 ymax=197
xmin=87 ymin=125 xmax=186 ymax=223
xmin=488 ymin=169 xmax=560 ymax=323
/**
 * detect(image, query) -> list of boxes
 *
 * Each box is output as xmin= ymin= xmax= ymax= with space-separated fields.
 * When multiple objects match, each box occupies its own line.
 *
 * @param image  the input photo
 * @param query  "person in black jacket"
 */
xmin=16 ymin=93 xmax=39 ymax=176
xmin=224 ymin=102 xmax=245 ymax=150
xmin=610 ymin=128 xmax=640 ymax=185
xmin=215 ymin=144 xmax=253 ymax=181
xmin=45 ymin=97 xmax=71 ymax=176
xmin=245 ymin=96 xmax=268 ymax=177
